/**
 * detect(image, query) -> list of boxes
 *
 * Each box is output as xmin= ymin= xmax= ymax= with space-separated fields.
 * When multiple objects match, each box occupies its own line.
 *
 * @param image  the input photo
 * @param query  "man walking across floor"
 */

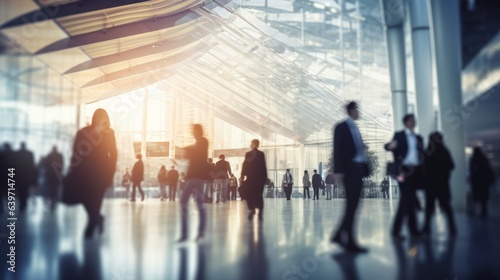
xmin=330 ymin=101 xmax=370 ymax=253
xmin=215 ymin=154 xmax=232 ymax=203
xmin=384 ymin=114 xmax=424 ymax=239
xmin=282 ymin=169 xmax=294 ymax=200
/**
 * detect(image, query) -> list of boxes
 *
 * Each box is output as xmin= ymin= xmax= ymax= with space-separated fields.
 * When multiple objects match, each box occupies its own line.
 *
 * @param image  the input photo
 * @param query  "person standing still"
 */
xmin=157 ymin=165 xmax=168 ymax=201
xmin=380 ymin=177 xmax=389 ymax=199
xmin=302 ymin=170 xmax=311 ymax=199
xmin=330 ymin=101 xmax=370 ymax=253
xmin=167 ymin=165 xmax=179 ymax=202
xmin=241 ymin=139 xmax=268 ymax=221
xmin=282 ymin=169 xmax=293 ymax=201
xmin=130 ymin=154 xmax=145 ymax=202
xmin=311 ymin=169 xmax=323 ymax=200
xmin=325 ymin=171 xmax=334 ymax=200
xmin=122 ymin=168 xmax=131 ymax=199
xmin=215 ymin=154 xmax=232 ymax=203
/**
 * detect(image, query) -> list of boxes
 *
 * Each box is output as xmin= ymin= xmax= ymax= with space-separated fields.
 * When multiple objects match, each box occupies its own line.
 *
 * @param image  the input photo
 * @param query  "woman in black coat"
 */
xmin=423 ymin=132 xmax=457 ymax=236
xmin=68 ymin=109 xmax=117 ymax=238
xmin=469 ymin=146 xmax=495 ymax=218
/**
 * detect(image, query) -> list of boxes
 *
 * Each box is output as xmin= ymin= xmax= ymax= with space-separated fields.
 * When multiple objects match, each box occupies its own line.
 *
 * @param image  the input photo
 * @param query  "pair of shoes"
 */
xmin=84 ymin=225 xmax=95 ymax=239
xmin=258 ymin=214 xmax=263 ymax=221
xmin=330 ymin=234 xmax=343 ymax=246
xmin=141 ymin=196 xmax=145 ymax=202
xmin=391 ymin=234 xmax=405 ymax=240
xmin=287 ymin=198 xmax=291 ymax=201
xmin=312 ymin=199 xmax=315 ymax=200
xmin=248 ymin=212 xmax=255 ymax=220
xmin=130 ymin=199 xmax=136 ymax=202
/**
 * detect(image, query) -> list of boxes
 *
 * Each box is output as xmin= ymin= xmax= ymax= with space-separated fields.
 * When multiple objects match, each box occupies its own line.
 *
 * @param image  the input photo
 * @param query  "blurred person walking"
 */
xmin=330 ymin=102 xmax=370 ymax=253
xmin=229 ymin=173 xmax=238 ymax=200
xmin=380 ymin=177 xmax=390 ymax=199
xmin=44 ymin=146 xmax=63 ymax=211
xmin=325 ymin=170 xmax=334 ymax=200
xmin=422 ymin=132 xmax=457 ymax=236
xmin=178 ymin=124 xmax=208 ymax=242
xmin=66 ymin=108 xmax=117 ymax=238
xmin=469 ymin=146 xmax=495 ymax=218
xmin=121 ymin=168 xmax=131 ymax=199
xmin=16 ymin=142 xmax=38 ymax=212
xmin=311 ymin=169 xmax=323 ymax=200
xmin=241 ymin=139 xmax=268 ymax=221
xmin=282 ymin=169 xmax=294 ymax=201
xmin=130 ymin=154 xmax=145 ymax=202
xmin=215 ymin=154 xmax=232 ymax=203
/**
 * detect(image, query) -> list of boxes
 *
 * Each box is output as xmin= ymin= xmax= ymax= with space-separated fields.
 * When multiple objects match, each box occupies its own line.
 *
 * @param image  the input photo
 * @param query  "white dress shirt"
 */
xmin=402 ymin=128 xmax=419 ymax=166
xmin=346 ymin=118 xmax=368 ymax=164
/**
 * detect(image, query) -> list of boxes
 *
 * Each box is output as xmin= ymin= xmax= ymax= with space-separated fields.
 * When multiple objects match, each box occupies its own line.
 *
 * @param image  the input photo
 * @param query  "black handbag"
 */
xmin=238 ymin=180 xmax=249 ymax=200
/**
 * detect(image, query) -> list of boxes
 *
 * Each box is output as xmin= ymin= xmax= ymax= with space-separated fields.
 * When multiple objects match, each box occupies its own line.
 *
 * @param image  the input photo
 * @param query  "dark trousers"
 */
xmin=169 ymin=185 xmax=177 ymax=201
xmin=313 ymin=186 xmax=320 ymax=200
xmin=180 ymin=179 xmax=206 ymax=238
xmin=247 ymin=184 xmax=265 ymax=213
xmin=82 ymin=188 xmax=106 ymax=232
xmin=303 ymin=187 xmax=310 ymax=198
xmin=284 ymin=184 xmax=292 ymax=200
xmin=131 ymin=181 xmax=144 ymax=200
xmin=424 ymin=188 xmax=456 ymax=233
xmin=392 ymin=166 xmax=421 ymax=235
xmin=334 ymin=163 xmax=364 ymax=244
xmin=229 ymin=186 xmax=237 ymax=200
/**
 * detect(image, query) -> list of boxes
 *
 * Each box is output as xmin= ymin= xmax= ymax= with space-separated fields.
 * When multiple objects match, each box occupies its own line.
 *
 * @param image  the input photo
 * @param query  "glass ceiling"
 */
xmin=0 ymin=0 xmax=393 ymax=144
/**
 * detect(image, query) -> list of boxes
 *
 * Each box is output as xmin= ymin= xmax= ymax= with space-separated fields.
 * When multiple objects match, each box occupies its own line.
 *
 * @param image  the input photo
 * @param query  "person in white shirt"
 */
xmin=385 ymin=114 xmax=425 ymax=239
xmin=282 ymin=169 xmax=294 ymax=200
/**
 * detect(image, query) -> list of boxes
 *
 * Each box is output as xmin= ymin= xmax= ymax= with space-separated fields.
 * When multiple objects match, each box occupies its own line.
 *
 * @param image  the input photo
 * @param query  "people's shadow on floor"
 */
xmin=59 ymin=241 xmax=103 ymax=280
xmin=177 ymin=243 xmax=207 ymax=280
xmin=332 ymin=252 xmax=361 ymax=280
xmin=239 ymin=223 xmax=269 ymax=280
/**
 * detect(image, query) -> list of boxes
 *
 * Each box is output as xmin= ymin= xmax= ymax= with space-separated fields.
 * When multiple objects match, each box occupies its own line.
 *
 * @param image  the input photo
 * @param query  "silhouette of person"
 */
xmin=44 ymin=146 xmax=63 ymax=212
xmin=282 ymin=169 xmax=293 ymax=201
xmin=385 ymin=114 xmax=424 ymax=239
xmin=67 ymin=108 xmax=117 ymax=238
xmin=469 ymin=146 xmax=495 ymax=218
xmin=215 ymin=154 xmax=232 ymax=203
xmin=331 ymin=101 xmax=370 ymax=253
xmin=179 ymin=172 xmax=186 ymax=198
xmin=122 ymin=168 xmax=131 ymax=199
xmin=241 ymin=139 xmax=268 ymax=221
xmin=130 ymin=154 xmax=145 ymax=202
xmin=229 ymin=173 xmax=238 ymax=200
xmin=325 ymin=170 xmax=334 ymax=200
xmin=0 ymin=143 xmax=15 ymax=214
xmin=312 ymin=169 xmax=323 ymax=200
xmin=167 ymin=165 xmax=179 ymax=202
xmin=204 ymin=158 xmax=216 ymax=203
xmin=302 ymin=170 xmax=311 ymax=199
xmin=157 ymin=165 xmax=168 ymax=201
xmin=178 ymin=124 xmax=208 ymax=242
xmin=423 ymin=132 xmax=457 ymax=236
xmin=16 ymin=142 xmax=38 ymax=212
xmin=380 ymin=177 xmax=389 ymax=199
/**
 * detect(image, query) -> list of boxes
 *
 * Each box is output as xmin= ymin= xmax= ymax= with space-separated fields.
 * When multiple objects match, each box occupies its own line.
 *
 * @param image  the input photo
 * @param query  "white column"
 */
xmin=380 ymin=0 xmax=407 ymax=131
xmin=409 ymin=0 xmax=434 ymax=141
xmin=141 ymin=88 xmax=148 ymax=157
xmin=428 ymin=0 xmax=467 ymax=210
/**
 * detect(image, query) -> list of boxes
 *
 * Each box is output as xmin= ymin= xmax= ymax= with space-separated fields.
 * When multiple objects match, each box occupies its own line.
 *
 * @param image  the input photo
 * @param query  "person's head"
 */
xmin=192 ymin=124 xmax=203 ymax=139
xmin=286 ymin=169 xmax=290 ymax=173
xmin=346 ymin=101 xmax=359 ymax=120
xmin=20 ymin=142 xmax=26 ymax=150
xmin=428 ymin=132 xmax=444 ymax=146
xmin=52 ymin=145 xmax=57 ymax=153
xmin=91 ymin=108 xmax=111 ymax=132
xmin=313 ymin=169 xmax=317 ymax=174
xmin=208 ymin=158 xmax=213 ymax=163
xmin=136 ymin=154 xmax=142 ymax=160
xmin=219 ymin=154 xmax=225 ymax=160
xmin=160 ymin=165 xmax=166 ymax=171
xmin=473 ymin=146 xmax=484 ymax=158
xmin=171 ymin=165 xmax=175 ymax=170
xmin=251 ymin=139 xmax=260 ymax=149
xmin=304 ymin=170 xmax=308 ymax=174
xmin=403 ymin=114 xmax=416 ymax=130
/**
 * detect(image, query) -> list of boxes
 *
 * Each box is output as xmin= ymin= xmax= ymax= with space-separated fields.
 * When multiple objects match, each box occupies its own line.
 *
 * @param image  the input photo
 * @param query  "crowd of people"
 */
xmin=0 ymin=105 xmax=496 ymax=250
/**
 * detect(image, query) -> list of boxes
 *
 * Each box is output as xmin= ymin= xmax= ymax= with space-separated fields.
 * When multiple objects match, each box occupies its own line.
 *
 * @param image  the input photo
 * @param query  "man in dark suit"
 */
xmin=241 ymin=139 xmax=268 ymax=221
xmin=384 ymin=114 xmax=424 ymax=239
xmin=330 ymin=101 xmax=370 ymax=253
xmin=16 ymin=142 xmax=37 ymax=212
xmin=167 ymin=165 xmax=179 ymax=202
xmin=130 ymin=154 xmax=145 ymax=202
xmin=215 ymin=154 xmax=232 ymax=203
xmin=44 ymin=146 xmax=63 ymax=211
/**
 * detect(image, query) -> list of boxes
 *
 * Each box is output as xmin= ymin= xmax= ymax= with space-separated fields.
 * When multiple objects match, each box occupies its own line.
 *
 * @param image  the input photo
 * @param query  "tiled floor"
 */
xmin=1 ymin=197 xmax=499 ymax=280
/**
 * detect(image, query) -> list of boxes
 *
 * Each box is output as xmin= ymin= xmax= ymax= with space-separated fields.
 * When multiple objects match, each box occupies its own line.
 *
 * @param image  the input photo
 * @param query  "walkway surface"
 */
xmin=1 ymin=197 xmax=499 ymax=280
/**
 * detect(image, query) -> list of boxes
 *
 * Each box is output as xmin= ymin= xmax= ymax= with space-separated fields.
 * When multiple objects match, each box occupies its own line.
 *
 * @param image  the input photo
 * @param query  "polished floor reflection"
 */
xmin=1 ymin=197 xmax=499 ymax=280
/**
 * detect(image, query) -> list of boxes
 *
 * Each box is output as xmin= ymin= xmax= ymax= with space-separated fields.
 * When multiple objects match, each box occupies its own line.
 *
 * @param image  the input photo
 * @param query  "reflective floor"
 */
xmin=1 ymin=197 xmax=499 ymax=280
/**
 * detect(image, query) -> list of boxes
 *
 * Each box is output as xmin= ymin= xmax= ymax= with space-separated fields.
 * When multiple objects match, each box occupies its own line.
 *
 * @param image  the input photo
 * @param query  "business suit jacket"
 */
xmin=131 ymin=160 xmax=144 ymax=183
xmin=333 ymin=121 xmax=369 ymax=177
xmin=312 ymin=173 xmax=323 ymax=188
xmin=241 ymin=148 xmax=267 ymax=187
xmin=384 ymin=130 xmax=425 ymax=170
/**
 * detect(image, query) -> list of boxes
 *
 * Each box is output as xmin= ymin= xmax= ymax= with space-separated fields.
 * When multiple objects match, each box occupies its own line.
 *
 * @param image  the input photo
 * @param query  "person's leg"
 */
xmin=407 ymin=183 xmax=419 ymax=235
xmin=138 ymin=182 xmax=145 ymax=201
xmin=172 ymin=187 xmax=177 ymax=202
xmin=438 ymin=194 xmax=457 ymax=234
xmin=303 ymin=187 xmax=306 ymax=199
xmin=481 ymin=199 xmax=488 ymax=218
xmin=257 ymin=187 xmax=264 ymax=220
xmin=131 ymin=182 xmax=137 ymax=201
xmin=192 ymin=179 xmax=206 ymax=238
xmin=343 ymin=168 xmax=363 ymax=245
xmin=180 ymin=180 xmax=195 ymax=240
xmin=392 ymin=184 xmax=407 ymax=236
xmin=423 ymin=188 xmax=436 ymax=234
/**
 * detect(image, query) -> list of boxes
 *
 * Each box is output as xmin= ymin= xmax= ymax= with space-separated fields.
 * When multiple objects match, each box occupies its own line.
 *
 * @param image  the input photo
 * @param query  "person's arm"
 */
xmin=384 ymin=133 xmax=398 ymax=151
xmin=227 ymin=162 xmax=232 ymax=178
xmin=333 ymin=124 xmax=345 ymax=181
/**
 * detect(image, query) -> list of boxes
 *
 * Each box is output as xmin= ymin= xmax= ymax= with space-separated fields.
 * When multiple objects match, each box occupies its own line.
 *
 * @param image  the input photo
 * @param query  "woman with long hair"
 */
xmin=158 ymin=165 xmax=168 ymax=201
xmin=68 ymin=108 xmax=117 ymax=238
